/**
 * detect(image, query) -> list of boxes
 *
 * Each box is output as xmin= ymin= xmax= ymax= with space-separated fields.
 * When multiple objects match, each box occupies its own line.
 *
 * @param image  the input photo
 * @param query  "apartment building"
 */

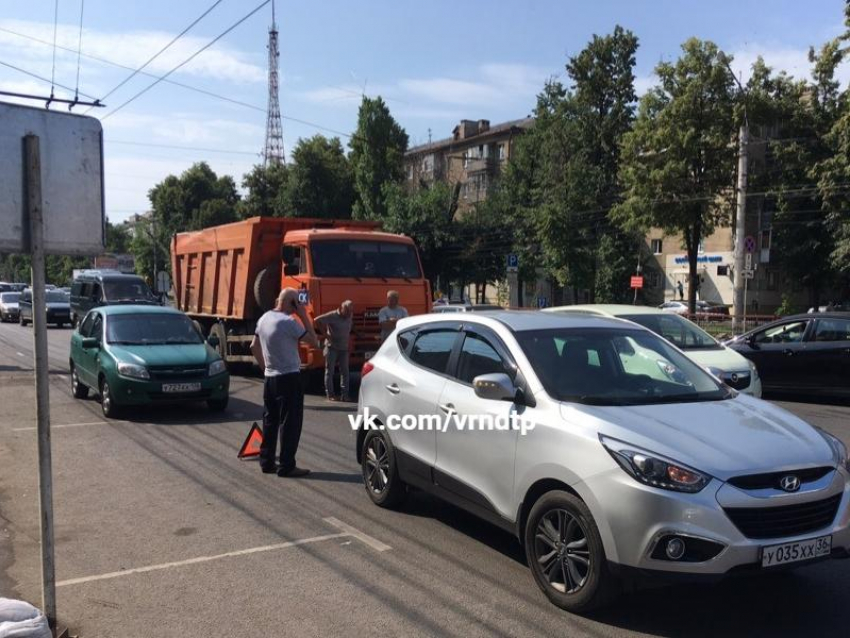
xmin=404 ymin=117 xmax=533 ymax=207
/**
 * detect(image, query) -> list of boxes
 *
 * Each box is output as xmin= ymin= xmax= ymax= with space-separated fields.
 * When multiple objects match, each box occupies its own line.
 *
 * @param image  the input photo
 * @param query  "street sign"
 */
xmin=537 ymin=296 xmax=548 ymax=308
xmin=744 ymin=235 xmax=756 ymax=253
xmin=745 ymin=252 xmax=752 ymax=269
xmin=742 ymin=269 xmax=755 ymax=279
xmin=630 ymin=276 xmax=644 ymax=289
xmin=156 ymin=270 xmax=171 ymax=295
xmin=0 ymin=102 xmax=104 ymax=254
xmin=506 ymin=253 xmax=519 ymax=273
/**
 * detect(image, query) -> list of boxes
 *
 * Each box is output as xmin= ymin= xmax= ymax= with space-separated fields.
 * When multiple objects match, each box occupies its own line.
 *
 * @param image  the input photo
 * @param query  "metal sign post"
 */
xmin=24 ymin=134 xmax=56 ymax=632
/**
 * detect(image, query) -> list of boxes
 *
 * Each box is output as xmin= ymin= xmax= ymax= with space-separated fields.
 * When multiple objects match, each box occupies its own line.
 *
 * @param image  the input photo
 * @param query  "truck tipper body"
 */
xmin=170 ymin=216 xmax=431 ymax=370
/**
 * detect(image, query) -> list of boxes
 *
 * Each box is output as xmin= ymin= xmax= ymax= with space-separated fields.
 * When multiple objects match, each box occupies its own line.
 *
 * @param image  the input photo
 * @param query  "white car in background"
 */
xmin=545 ymin=305 xmax=762 ymax=397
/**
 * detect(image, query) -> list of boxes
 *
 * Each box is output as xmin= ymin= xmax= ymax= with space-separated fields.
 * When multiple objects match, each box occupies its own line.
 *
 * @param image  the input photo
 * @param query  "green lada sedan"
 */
xmin=69 ymin=305 xmax=230 ymax=418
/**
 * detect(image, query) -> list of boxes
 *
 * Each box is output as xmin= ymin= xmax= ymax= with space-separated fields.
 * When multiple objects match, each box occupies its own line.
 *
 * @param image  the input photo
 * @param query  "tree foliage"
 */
xmin=613 ymin=38 xmax=736 ymax=312
xmin=349 ymin=96 xmax=409 ymax=220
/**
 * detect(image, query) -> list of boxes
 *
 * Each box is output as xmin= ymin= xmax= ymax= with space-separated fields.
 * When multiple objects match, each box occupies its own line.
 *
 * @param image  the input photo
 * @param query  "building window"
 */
xmin=406 ymin=164 xmax=413 ymax=181
xmin=761 ymin=230 xmax=771 ymax=250
xmin=498 ymin=144 xmax=506 ymax=161
xmin=717 ymin=264 xmax=729 ymax=276
xmin=650 ymin=238 xmax=662 ymax=254
xmin=647 ymin=271 xmax=662 ymax=288
xmin=422 ymin=154 xmax=434 ymax=173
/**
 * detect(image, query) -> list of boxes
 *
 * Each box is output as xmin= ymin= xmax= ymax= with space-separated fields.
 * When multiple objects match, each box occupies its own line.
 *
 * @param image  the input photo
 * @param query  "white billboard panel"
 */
xmin=0 ymin=102 xmax=104 ymax=254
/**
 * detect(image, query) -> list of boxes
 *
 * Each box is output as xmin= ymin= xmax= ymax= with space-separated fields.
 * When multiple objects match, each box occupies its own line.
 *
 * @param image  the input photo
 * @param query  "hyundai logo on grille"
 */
xmin=779 ymin=475 xmax=801 ymax=492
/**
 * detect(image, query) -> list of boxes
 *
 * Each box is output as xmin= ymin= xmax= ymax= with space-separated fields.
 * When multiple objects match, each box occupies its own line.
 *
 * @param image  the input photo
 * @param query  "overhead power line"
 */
xmin=50 ymin=0 xmax=59 ymax=102
xmin=0 ymin=59 xmax=100 ymax=101
xmin=100 ymin=0 xmax=271 ymax=121
xmin=74 ymin=0 xmax=85 ymax=102
xmin=0 ymin=25 xmax=357 ymax=139
xmin=108 ymin=139 xmax=259 ymax=156
xmin=89 ymin=0 xmax=225 ymax=109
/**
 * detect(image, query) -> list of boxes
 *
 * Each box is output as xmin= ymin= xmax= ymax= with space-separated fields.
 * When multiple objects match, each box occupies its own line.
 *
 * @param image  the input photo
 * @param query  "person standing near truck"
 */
xmin=250 ymin=288 xmax=318 ymax=477
xmin=314 ymin=300 xmax=354 ymax=401
xmin=378 ymin=290 xmax=408 ymax=342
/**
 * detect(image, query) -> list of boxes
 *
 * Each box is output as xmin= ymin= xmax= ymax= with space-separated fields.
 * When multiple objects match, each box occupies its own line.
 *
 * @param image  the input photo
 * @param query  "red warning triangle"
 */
xmin=238 ymin=422 xmax=264 ymax=459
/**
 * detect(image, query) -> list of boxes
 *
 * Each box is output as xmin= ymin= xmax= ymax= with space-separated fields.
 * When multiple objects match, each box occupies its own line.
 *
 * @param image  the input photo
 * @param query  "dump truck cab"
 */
xmin=281 ymin=228 xmax=430 ymax=367
xmin=171 ymin=216 xmax=431 ymax=372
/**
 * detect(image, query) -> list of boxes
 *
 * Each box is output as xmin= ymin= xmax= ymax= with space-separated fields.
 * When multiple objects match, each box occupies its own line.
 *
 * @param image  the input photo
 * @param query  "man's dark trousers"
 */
xmin=260 ymin=372 xmax=304 ymax=472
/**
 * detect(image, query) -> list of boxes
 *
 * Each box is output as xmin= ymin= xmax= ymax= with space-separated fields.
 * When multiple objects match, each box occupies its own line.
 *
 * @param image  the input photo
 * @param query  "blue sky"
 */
xmin=1 ymin=0 xmax=847 ymax=223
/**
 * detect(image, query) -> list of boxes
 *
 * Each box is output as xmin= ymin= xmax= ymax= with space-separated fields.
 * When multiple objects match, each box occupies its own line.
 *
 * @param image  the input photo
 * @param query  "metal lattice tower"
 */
xmin=263 ymin=1 xmax=284 ymax=165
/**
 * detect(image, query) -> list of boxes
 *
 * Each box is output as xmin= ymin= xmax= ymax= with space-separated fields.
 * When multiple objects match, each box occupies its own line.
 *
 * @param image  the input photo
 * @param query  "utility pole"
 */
xmin=732 ymin=123 xmax=748 ymax=332
xmin=25 ymin=134 xmax=57 ymax=632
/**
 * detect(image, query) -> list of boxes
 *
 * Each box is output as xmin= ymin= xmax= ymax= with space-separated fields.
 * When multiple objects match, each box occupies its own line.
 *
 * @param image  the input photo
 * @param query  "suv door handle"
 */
xmin=439 ymin=403 xmax=455 ymax=415
xmin=385 ymin=383 xmax=400 ymax=394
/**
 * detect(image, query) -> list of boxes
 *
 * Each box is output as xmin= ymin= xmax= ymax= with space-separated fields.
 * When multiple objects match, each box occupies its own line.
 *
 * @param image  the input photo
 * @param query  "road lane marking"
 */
xmin=56 ymin=533 xmax=348 ymax=587
xmin=16 ymin=352 xmax=24 ymax=357
xmin=13 ymin=421 xmax=112 ymax=432
xmin=323 ymin=517 xmax=392 ymax=552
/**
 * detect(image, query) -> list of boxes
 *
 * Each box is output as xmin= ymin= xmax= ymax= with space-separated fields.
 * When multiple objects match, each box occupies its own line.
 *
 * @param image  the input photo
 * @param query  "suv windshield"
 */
xmin=516 ymin=327 xmax=730 ymax=406
xmin=46 ymin=291 xmax=69 ymax=303
xmin=103 ymin=279 xmax=157 ymax=302
xmin=0 ymin=293 xmax=20 ymax=303
xmin=106 ymin=314 xmax=203 ymax=346
xmin=618 ymin=313 xmax=720 ymax=350
xmin=311 ymin=240 xmax=422 ymax=279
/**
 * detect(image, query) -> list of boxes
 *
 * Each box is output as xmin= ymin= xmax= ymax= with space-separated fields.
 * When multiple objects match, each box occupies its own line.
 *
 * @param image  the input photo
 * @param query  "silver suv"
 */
xmin=355 ymin=311 xmax=850 ymax=612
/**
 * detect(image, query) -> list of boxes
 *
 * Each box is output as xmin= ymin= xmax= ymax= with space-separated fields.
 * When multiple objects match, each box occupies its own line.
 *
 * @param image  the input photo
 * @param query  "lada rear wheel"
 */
xmin=525 ymin=490 xmax=619 ymax=613
xmin=361 ymin=430 xmax=406 ymax=508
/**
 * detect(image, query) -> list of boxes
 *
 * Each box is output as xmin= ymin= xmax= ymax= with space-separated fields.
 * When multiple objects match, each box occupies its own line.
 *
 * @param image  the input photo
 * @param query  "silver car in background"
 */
xmin=355 ymin=311 xmax=850 ymax=612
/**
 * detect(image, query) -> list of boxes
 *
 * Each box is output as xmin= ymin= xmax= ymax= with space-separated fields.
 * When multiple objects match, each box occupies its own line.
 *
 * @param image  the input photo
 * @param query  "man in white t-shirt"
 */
xmin=378 ymin=290 xmax=408 ymax=342
xmin=250 ymin=288 xmax=318 ymax=477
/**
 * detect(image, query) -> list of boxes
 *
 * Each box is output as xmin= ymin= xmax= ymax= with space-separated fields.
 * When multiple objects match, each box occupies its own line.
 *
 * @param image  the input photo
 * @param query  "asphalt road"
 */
xmin=1 ymin=319 xmax=849 ymax=638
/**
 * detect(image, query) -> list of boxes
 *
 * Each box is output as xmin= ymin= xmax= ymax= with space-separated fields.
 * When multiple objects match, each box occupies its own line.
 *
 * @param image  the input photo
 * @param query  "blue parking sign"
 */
xmin=537 ymin=296 xmax=548 ymax=308
xmin=507 ymin=253 xmax=519 ymax=272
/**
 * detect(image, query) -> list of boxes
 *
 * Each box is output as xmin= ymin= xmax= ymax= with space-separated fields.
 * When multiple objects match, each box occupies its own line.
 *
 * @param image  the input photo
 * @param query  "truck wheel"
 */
xmin=254 ymin=267 xmax=280 ymax=312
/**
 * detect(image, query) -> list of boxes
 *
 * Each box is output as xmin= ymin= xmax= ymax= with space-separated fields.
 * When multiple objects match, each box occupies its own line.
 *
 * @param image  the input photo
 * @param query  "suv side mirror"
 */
xmin=473 ymin=373 xmax=518 ymax=402
xmin=746 ymin=334 xmax=759 ymax=349
xmin=81 ymin=337 xmax=99 ymax=349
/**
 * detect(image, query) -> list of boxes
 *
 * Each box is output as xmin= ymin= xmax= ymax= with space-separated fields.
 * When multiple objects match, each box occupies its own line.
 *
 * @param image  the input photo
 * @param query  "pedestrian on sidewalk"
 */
xmin=378 ymin=290 xmax=408 ymax=343
xmin=315 ymin=300 xmax=354 ymax=401
xmin=250 ymin=288 xmax=318 ymax=478
xmin=677 ymin=280 xmax=684 ymax=301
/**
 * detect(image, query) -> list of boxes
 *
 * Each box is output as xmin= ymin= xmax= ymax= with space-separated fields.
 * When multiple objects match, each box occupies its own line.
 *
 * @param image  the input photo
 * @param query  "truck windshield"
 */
xmin=107 ymin=313 xmax=203 ymax=345
xmin=310 ymin=240 xmax=422 ymax=279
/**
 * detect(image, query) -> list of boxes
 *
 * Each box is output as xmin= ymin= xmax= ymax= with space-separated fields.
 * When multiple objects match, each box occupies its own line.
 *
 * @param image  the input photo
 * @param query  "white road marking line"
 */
xmin=323 ymin=517 xmax=392 ymax=552
xmin=16 ymin=352 xmax=24 ymax=357
xmin=13 ymin=421 xmax=111 ymax=432
xmin=56 ymin=533 xmax=348 ymax=587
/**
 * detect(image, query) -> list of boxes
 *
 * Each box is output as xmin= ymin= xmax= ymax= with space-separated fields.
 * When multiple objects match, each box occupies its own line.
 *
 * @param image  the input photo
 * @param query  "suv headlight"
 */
xmin=117 ymin=362 xmax=149 ymax=380
xmin=600 ymin=435 xmax=711 ymax=493
xmin=208 ymin=360 xmax=227 ymax=377
xmin=817 ymin=428 xmax=850 ymax=472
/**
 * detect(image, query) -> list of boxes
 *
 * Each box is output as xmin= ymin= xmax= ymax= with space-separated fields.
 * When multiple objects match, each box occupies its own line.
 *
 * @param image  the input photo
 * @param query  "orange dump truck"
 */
xmin=171 ymin=216 xmax=431 ymax=370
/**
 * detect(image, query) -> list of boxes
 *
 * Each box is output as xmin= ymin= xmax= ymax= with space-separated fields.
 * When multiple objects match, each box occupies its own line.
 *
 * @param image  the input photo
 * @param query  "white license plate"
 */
xmin=161 ymin=382 xmax=201 ymax=394
xmin=364 ymin=351 xmax=376 ymax=360
xmin=761 ymin=535 xmax=832 ymax=568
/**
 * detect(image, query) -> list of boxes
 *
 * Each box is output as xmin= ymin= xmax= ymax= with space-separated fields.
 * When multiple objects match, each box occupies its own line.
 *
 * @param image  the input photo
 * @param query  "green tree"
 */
xmin=613 ymin=38 xmax=736 ymax=313
xmin=105 ymin=220 xmax=131 ymax=253
xmin=240 ymin=162 xmax=289 ymax=218
xmin=282 ymin=135 xmax=354 ymax=218
xmin=349 ymin=96 xmax=409 ymax=220
xmin=382 ymin=181 xmax=457 ymax=286
xmin=812 ymin=3 xmax=850 ymax=292
xmin=747 ymin=58 xmax=837 ymax=306
xmin=148 ymin=162 xmax=240 ymax=238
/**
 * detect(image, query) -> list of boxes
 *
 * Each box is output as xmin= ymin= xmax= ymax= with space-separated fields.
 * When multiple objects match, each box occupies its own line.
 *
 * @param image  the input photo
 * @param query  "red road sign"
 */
xmin=630 ymin=276 xmax=644 ymax=289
